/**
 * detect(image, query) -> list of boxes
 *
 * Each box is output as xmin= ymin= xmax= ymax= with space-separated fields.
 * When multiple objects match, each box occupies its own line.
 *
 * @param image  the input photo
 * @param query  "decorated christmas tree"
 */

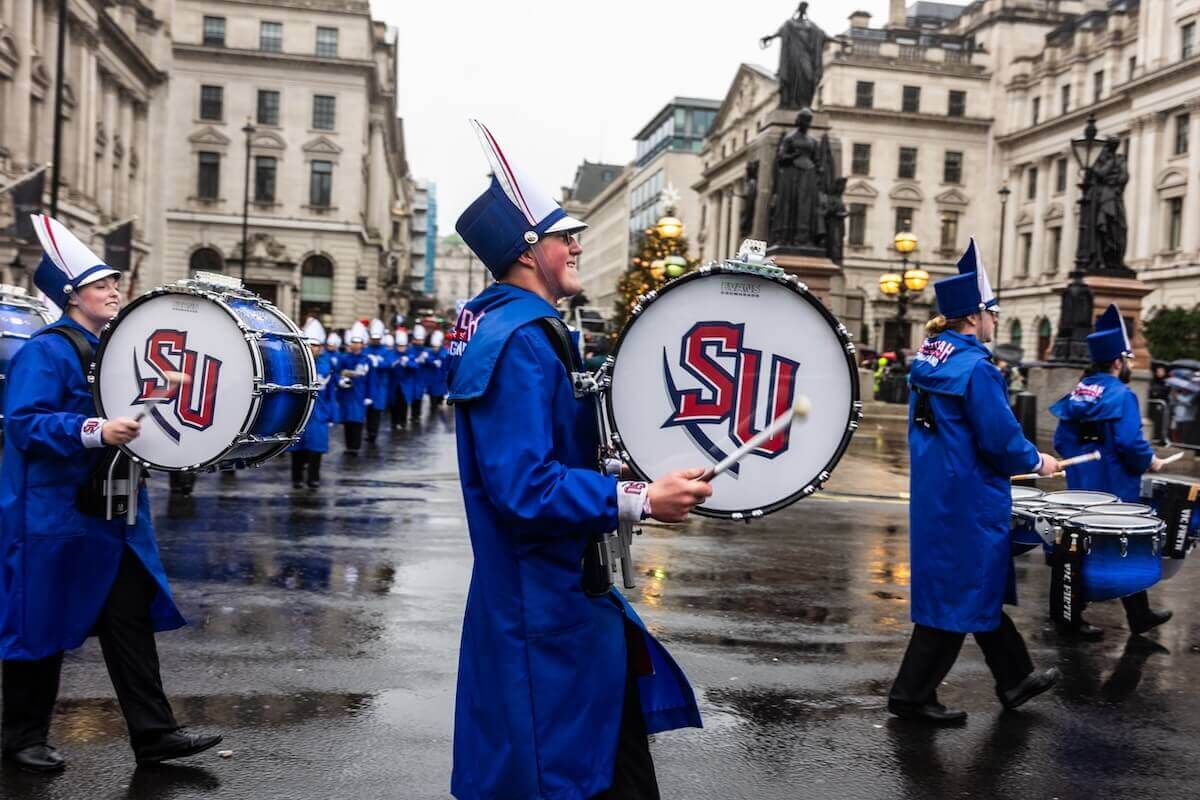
xmin=612 ymin=186 xmax=699 ymax=336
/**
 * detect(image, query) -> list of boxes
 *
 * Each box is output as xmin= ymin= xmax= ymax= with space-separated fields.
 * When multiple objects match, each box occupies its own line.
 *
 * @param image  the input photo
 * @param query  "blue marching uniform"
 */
xmin=291 ymin=351 xmax=336 ymax=455
xmin=448 ymin=283 xmax=700 ymax=800
xmin=0 ymin=317 xmax=185 ymax=661
xmin=426 ymin=345 xmax=450 ymax=402
xmin=335 ymin=351 xmax=370 ymax=425
xmin=400 ymin=344 xmax=428 ymax=421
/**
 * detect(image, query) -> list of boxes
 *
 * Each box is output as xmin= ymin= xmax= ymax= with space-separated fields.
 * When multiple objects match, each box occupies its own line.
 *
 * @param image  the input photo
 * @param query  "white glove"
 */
xmin=365 ymin=398 xmax=373 ymax=406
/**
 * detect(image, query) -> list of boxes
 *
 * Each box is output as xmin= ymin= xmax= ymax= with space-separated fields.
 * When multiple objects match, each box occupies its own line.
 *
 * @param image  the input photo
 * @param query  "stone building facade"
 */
xmin=432 ymin=235 xmax=489 ymax=314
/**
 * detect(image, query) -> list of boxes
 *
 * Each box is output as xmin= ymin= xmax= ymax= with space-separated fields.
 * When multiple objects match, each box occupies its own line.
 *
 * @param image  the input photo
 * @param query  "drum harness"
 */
xmin=39 ymin=326 xmax=144 ymax=526
xmin=537 ymin=316 xmax=639 ymax=597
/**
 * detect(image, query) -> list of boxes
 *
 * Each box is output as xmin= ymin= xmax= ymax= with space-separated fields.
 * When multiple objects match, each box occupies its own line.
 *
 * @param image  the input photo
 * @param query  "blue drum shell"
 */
xmin=1063 ymin=514 xmax=1163 ymax=602
xmin=1010 ymin=500 xmax=1045 ymax=555
xmin=0 ymin=302 xmax=52 ymax=418
xmin=225 ymin=297 xmax=310 ymax=448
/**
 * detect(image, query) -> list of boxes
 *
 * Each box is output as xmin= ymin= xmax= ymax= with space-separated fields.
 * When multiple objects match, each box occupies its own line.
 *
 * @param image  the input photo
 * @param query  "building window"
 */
xmin=316 ymin=26 xmax=339 ymax=57
xmin=940 ymin=211 xmax=959 ymax=250
xmin=1027 ymin=166 xmax=1038 ymax=200
xmin=1031 ymin=97 xmax=1041 ymax=126
xmin=300 ymin=255 xmax=334 ymax=321
xmin=948 ymin=90 xmax=966 ymax=117
xmin=1128 ymin=55 xmax=1137 ymax=80
xmin=1055 ymin=157 xmax=1068 ymax=193
xmin=310 ymin=160 xmax=333 ymax=206
xmin=894 ymin=207 xmax=914 ymax=234
xmin=202 ymin=16 xmax=225 ymax=47
xmin=312 ymin=95 xmax=336 ymax=130
xmin=1184 ymin=22 xmax=1196 ymax=60
xmin=855 ymin=81 xmax=874 ymax=109
xmin=260 ymin=21 xmax=282 ymax=52
xmin=1010 ymin=319 xmax=1022 ymax=348
xmin=1038 ymin=318 xmax=1053 ymax=360
xmin=1168 ymin=197 xmax=1184 ymax=250
xmin=1175 ymin=113 xmax=1190 ymax=156
xmin=254 ymin=156 xmax=276 ymax=203
xmin=197 ymin=152 xmax=220 ymax=199
xmin=943 ymin=151 xmax=963 ymax=184
xmin=851 ymin=143 xmax=871 ymax=175
xmin=902 ymin=85 xmax=921 ymax=113
xmin=199 ymin=85 xmax=223 ymax=121
xmin=1093 ymin=70 xmax=1104 ymax=103
xmin=1047 ymin=226 xmax=1062 ymax=272
xmin=898 ymin=146 xmax=918 ymax=179
xmin=189 ymin=247 xmax=224 ymax=273
xmin=1019 ymin=232 xmax=1032 ymax=275
xmin=848 ymin=203 xmax=867 ymax=245
xmin=1060 ymin=84 xmax=1070 ymax=115
xmin=257 ymin=90 xmax=280 ymax=126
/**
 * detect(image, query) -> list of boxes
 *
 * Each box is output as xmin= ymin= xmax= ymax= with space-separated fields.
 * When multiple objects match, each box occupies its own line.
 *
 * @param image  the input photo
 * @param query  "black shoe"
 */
xmin=3 ymin=744 xmax=66 ymax=773
xmin=1000 ymin=667 xmax=1060 ymax=710
xmin=306 ymin=481 xmax=320 ymax=489
xmin=886 ymin=699 xmax=967 ymax=726
xmin=1056 ymin=620 xmax=1104 ymax=641
xmin=1129 ymin=608 xmax=1172 ymax=635
xmin=135 ymin=729 xmax=223 ymax=766
xmin=292 ymin=481 xmax=303 ymax=489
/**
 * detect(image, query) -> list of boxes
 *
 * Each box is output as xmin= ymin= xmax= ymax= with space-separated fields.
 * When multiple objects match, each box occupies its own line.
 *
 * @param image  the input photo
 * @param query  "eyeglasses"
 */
xmin=546 ymin=231 xmax=579 ymax=245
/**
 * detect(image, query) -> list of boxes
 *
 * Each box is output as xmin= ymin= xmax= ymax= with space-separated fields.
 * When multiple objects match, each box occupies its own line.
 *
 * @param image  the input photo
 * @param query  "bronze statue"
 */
xmin=1087 ymin=137 xmax=1129 ymax=270
xmin=739 ymin=161 xmax=759 ymax=239
xmin=761 ymin=2 xmax=830 ymax=110
xmin=769 ymin=109 xmax=824 ymax=248
xmin=822 ymin=176 xmax=848 ymax=265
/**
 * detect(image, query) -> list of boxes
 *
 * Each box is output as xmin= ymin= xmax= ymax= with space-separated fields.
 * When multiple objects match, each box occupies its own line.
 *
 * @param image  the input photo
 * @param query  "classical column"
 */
xmin=131 ymin=102 xmax=148 ymax=220
xmin=1182 ymin=99 xmax=1200 ymax=254
xmin=1061 ymin=158 xmax=1079 ymax=274
xmin=369 ymin=120 xmax=390 ymax=235
xmin=729 ymin=189 xmax=745 ymax=255
xmin=1133 ymin=113 xmax=1160 ymax=262
xmin=723 ymin=188 xmax=735 ymax=259
xmin=116 ymin=90 xmax=134 ymax=216
xmin=1031 ymin=157 xmax=1049 ymax=273
xmin=8 ymin=0 xmax=33 ymax=170
xmin=97 ymin=73 xmax=115 ymax=216
xmin=713 ymin=190 xmax=726 ymax=261
xmin=706 ymin=193 xmax=720 ymax=261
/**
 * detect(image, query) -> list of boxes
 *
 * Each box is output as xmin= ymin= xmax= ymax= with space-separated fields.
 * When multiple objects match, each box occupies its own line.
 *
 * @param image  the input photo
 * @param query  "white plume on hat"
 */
xmin=348 ymin=321 xmax=368 ymax=344
xmin=412 ymin=323 xmax=427 ymax=342
xmin=381 ymin=333 xmax=395 ymax=347
xmin=369 ymin=318 xmax=385 ymax=339
xmin=395 ymin=330 xmax=409 ymax=346
xmin=303 ymin=318 xmax=326 ymax=346
xmin=326 ymin=332 xmax=342 ymax=347
xmin=430 ymin=330 xmax=444 ymax=348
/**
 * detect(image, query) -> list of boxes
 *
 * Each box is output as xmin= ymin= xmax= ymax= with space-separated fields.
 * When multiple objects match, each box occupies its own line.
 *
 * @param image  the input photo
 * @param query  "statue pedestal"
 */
xmin=768 ymin=248 xmax=839 ymax=306
xmin=1083 ymin=273 xmax=1153 ymax=364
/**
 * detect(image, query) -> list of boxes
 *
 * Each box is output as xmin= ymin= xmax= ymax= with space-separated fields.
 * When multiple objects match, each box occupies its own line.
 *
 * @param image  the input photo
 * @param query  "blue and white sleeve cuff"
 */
xmin=617 ymin=480 xmax=650 ymax=523
xmin=81 ymin=417 xmax=105 ymax=449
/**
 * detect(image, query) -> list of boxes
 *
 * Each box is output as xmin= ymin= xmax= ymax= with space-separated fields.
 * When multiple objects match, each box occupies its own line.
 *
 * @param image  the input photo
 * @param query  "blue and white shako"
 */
xmin=29 ymin=214 xmax=122 ymax=310
xmin=1087 ymin=304 xmax=1133 ymax=363
xmin=454 ymin=120 xmax=587 ymax=278
xmin=933 ymin=236 xmax=999 ymax=319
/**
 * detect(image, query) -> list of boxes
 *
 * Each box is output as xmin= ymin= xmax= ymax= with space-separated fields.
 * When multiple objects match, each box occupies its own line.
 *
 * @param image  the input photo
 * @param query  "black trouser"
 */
xmin=366 ymin=408 xmax=383 ymax=442
xmin=591 ymin=628 xmax=661 ymax=800
xmin=1060 ymin=590 xmax=1153 ymax=630
xmin=889 ymin=612 xmax=1033 ymax=708
xmin=430 ymin=395 xmax=444 ymax=409
xmin=291 ymin=451 xmax=322 ymax=486
xmin=391 ymin=396 xmax=408 ymax=429
xmin=410 ymin=395 xmax=423 ymax=423
xmin=343 ymin=422 xmax=363 ymax=452
xmin=167 ymin=471 xmax=196 ymax=494
xmin=2 ymin=549 xmax=179 ymax=752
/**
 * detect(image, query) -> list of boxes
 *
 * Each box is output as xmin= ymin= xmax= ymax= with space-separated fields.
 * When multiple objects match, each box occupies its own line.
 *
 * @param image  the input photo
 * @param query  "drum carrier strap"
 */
xmin=38 ymin=325 xmax=94 ymax=374
xmin=536 ymin=317 xmax=599 ymax=398
xmin=911 ymin=387 xmax=937 ymax=433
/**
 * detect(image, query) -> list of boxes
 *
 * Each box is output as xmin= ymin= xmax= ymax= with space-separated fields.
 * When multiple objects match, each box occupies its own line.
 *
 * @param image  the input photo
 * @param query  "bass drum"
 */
xmin=93 ymin=274 xmax=318 ymax=471
xmin=604 ymin=263 xmax=860 ymax=519
xmin=0 ymin=285 xmax=55 ymax=424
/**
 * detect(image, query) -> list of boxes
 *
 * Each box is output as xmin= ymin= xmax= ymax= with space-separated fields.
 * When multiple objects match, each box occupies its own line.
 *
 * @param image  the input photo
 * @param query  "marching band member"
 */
xmin=406 ymin=324 xmax=430 ymax=424
xmin=426 ymin=329 xmax=450 ymax=409
xmin=1051 ymin=304 xmax=1169 ymax=640
xmin=447 ymin=121 xmax=708 ymax=800
xmin=325 ymin=330 xmax=342 ymax=358
xmin=888 ymin=239 xmax=1061 ymax=726
xmin=390 ymin=329 xmax=411 ymax=430
xmin=364 ymin=319 xmax=390 ymax=444
xmin=291 ymin=319 xmax=336 ymax=489
xmin=0 ymin=215 xmax=220 ymax=771
xmin=335 ymin=322 xmax=370 ymax=454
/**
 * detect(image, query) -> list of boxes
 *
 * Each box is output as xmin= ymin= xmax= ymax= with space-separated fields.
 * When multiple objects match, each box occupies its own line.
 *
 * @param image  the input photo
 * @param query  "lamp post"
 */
xmin=996 ymin=182 xmax=1011 ymax=302
xmin=49 ymin=0 xmax=67 ymax=217
xmin=878 ymin=232 xmax=929 ymax=352
xmin=240 ymin=120 xmax=256 ymax=283
xmin=1050 ymin=113 xmax=1104 ymax=362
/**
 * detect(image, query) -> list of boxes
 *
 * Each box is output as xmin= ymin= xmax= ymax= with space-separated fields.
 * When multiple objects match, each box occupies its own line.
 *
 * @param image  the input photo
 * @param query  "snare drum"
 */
xmin=1011 ymin=498 xmax=1048 ymax=555
xmin=603 ymin=261 xmax=860 ymax=519
xmin=93 ymin=273 xmax=318 ymax=471
xmin=1042 ymin=490 xmax=1119 ymax=509
xmin=1060 ymin=512 xmax=1164 ymax=602
xmin=1140 ymin=474 xmax=1200 ymax=579
xmin=0 ymin=285 xmax=54 ymax=424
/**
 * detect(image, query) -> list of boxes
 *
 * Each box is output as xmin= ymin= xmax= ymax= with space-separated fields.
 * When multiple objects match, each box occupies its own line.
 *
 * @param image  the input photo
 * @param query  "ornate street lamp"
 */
xmin=996 ymin=182 xmax=1011 ymax=302
xmin=879 ymin=233 xmax=928 ymax=351
xmin=240 ymin=119 xmax=256 ymax=283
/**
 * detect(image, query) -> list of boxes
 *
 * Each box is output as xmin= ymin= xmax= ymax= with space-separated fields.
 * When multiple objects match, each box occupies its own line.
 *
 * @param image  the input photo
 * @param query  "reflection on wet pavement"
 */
xmin=4 ymin=411 xmax=1200 ymax=799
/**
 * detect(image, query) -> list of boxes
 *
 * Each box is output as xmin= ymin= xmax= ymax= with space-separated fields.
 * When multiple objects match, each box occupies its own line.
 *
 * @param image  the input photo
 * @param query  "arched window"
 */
xmin=189 ymin=246 xmax=224 ymax=273
xmin=300 ymin=254 xmax=334 ymax=322
xmin=1037 ymin=318 xmax=1053 ymax=360
xmin=1009 ymin=318 xmax=1022 ymax=348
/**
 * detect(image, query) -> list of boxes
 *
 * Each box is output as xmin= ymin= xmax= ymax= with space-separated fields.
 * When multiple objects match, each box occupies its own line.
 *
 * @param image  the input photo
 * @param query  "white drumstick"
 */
xmin=1161 ymin=452 xmax=1185 ymax=466
xmin=134 ymin=371 xmax=190 ymax=421
xmin=702 ymin=395 xmax=811 ymax=481
xmin=1010 ymin=450 xmax=1100 ymax=481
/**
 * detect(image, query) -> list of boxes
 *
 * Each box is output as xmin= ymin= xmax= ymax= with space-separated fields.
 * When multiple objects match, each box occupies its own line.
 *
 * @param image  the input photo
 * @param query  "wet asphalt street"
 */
xmin=4 ymin=408 xmax=1200 ymax=799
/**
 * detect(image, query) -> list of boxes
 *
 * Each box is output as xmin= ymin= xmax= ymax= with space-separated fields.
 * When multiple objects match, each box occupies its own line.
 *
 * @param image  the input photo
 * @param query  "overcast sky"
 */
xmin=379 ymin=0 xmax=897 ymax=235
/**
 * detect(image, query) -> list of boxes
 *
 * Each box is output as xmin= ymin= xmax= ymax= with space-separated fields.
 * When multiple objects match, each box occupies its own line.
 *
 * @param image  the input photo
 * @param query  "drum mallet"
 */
xmin=1160 ymin=452 xmax=1185 ymax=467
xmin=701 ymin=395 xmax=812 ymax=481
xmin=1011 ymin=450 xmax=1100 ymax=481
xmin=133 ymin=371 xmax=191 ymax=422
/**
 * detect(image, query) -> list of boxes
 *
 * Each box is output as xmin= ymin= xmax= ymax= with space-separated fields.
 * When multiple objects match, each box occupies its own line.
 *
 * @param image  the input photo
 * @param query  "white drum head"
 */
xmin=95 ymin=291 xmax=255 ymax=469
xmin=607 ymin=268 xmax=858 ymax=518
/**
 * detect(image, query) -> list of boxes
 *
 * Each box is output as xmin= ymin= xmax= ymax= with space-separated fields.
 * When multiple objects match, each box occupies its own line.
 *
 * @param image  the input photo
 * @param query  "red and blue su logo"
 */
xmin=661 ymin=321 xmax=799 ymax=476
xmin=913 ymin=338 xmax=957 ymax=367
xmin=132 ymin=330 xmax=223 ymax=442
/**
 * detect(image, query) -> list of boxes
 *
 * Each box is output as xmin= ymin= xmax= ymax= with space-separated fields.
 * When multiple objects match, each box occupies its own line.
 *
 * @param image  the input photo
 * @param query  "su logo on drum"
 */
xmin=132 ymin=329 xmax=223 ymax=441
xmin=661 ymin=322 xmax=799 ymax=476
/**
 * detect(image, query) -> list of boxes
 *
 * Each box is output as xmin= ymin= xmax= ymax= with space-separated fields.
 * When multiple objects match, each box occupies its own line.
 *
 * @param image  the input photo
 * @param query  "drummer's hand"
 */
xmin=102 ymin=417 xmax=141 ymax=445
xmin=1150 ymin=456 xmax=1167 ymax=472
xmin=1036 ymin=452 xmax=1060 ymax=476
xmin=647 ymin=468 xmax=713 ymax=523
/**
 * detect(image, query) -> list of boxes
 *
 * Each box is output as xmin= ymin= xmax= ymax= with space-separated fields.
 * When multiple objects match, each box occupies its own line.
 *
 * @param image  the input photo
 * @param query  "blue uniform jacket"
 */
xmin=291 ymin=351 xmax=336 ymax=454
xmin=0 ymin=317 xmax=185 ymax=660
xmin=447 ymin=283 xmax=700 ymax=800
xmin=907 ymin=331 xmax=1041 ymax=633
xmin=424 ymin=346 xmax=449 ymax=399
xmin=334 ymin=351 xmax=370 ymax=424
xmin=393 ymin=346 xmax=421 ymax=403
xmin=364 ymin=343 xmax=393 ymax=408
xmin=1051 ymin=373 xmax=1154 ymax=502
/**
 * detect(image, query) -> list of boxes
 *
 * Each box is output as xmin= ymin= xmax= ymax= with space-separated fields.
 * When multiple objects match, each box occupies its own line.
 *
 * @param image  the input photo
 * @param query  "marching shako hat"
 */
xmin=381 ymin=333 xmax=395 ymax=348
xmin=30 ymin=214 xmax=121 ymax=308
xmin=455 ymin=120 xmax=586 ymax=279
xmin=303 ymin=317 xmax=326 ymax=346
xmin=934 ymin=236 xmax=998 ymax=319
xmin=368 ymin=318 xmax=385 ymax=340
xmin=430 ymin=329 xmax=444 ymax=348
xmin=412 ymin=323 xmax=427 ymax=343
xmin=1087 ymin=303 xmax=1133 ymax=363
xmin=347 ymin=321 xmax=368 ymax=344
xmin=395 ymin=329 xmax=409 ymax=347
xmin=326 ymin=331 xmax=342 ymax=347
